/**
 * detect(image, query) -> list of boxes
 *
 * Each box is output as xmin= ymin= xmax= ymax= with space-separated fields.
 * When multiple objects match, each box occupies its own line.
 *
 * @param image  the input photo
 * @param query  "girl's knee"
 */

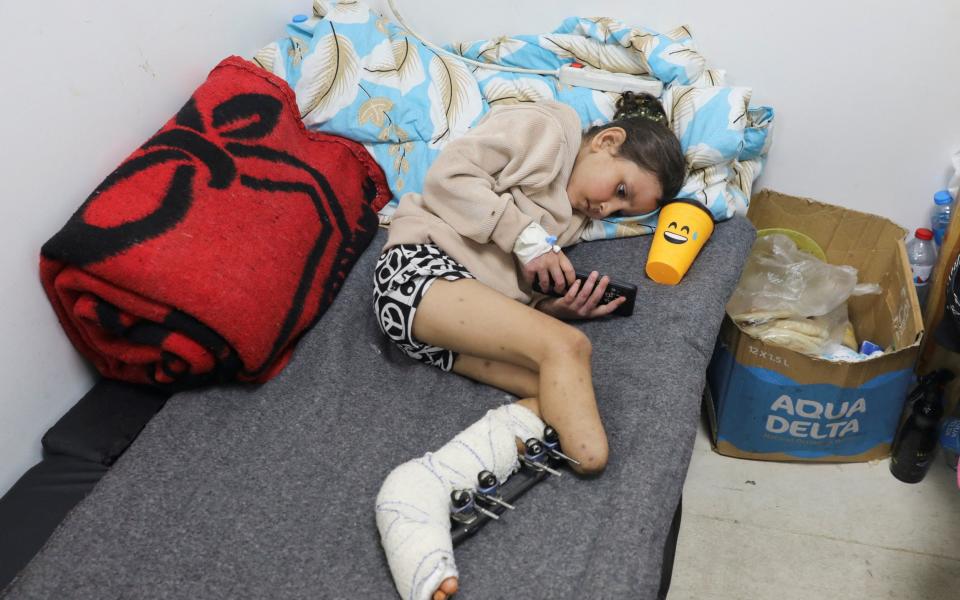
xmin=524 ymin=429 xmax=607 ymax=474
xmin=564 ymin=434 xmax=608 ymax=475
xmin=543 ymin=324 xmax=592 ymax=363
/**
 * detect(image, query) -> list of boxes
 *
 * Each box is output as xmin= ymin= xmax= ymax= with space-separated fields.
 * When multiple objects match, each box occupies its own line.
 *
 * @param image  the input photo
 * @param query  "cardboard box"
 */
xmin=705 ymin=190 xmax=924 ymax=462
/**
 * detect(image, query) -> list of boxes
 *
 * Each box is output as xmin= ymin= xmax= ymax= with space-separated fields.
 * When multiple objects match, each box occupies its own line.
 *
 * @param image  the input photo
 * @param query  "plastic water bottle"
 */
xmin=931 ymin=189 xmax=954 ymax=246
xmin=906 ymin=228 xmax=937 ymax=309
xmin=941 ymin=417 xmax=960 ymax=470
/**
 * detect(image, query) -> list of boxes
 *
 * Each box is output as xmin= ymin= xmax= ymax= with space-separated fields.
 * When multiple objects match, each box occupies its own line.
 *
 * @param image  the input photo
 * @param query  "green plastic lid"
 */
xmin=755 ymin=228 xmax=827 ymax=261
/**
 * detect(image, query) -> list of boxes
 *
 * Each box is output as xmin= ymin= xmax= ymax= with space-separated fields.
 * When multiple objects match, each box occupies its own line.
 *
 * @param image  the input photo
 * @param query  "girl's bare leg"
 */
xmin=416 ymin=279 xmax=608 ymax=472
xmin=451 ymin=354 xmax=539 ymax=400
xmin=377 ymin=279 xmax=607 ymax=600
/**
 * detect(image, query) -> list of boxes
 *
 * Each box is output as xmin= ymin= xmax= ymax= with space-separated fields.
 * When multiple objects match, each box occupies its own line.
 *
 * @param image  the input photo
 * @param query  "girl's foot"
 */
xmin=375 ymin=403 xmax=545 ymax=600
xmin=432 ymin=577 xmax=458 ymax=600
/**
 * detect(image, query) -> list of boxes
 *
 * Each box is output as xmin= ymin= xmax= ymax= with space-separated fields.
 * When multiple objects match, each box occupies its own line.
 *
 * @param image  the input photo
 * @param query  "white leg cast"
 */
xmin=375 ymin=403 xmax=544 ymax=600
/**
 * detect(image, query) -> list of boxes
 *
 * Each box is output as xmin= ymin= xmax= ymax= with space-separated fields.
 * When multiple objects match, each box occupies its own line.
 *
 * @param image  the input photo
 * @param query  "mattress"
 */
xmin=4 ymin=217 xmax=754 ymax=599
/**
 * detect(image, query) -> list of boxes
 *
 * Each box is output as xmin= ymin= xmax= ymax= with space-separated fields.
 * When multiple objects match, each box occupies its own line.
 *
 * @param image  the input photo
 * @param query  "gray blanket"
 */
xmin=5 ymin=217 xmax=753 ymax=600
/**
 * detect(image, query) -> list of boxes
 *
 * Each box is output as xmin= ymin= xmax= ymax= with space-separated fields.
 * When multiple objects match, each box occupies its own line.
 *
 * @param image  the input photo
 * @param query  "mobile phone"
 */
xmin=532 ymin=271 xmax=637 ymax=317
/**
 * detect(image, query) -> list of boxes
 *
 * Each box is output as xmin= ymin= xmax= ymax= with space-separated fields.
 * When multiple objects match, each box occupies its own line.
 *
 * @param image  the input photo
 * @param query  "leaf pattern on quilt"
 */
xmin=628 ymin=30 xmax=659 ymax=57
xmin=665 ymin=25 xmax=693 ymax=41
xmin=586 ymin=17 xmax=619 ymax=41
xmin=393 ymin=124 xmax=410 ymax=143
xmin=358 ymin=97 xmax=394 ymax=127
xmin=680 ymin=167 xmax=708 ymax=201
xmin=380 ymin=123 xmax=413 ymax=146
xmin=313 ymin=0 xmax=368 ymax=23
xmin=660 ymin=42 xmax=707 ymax=80
xmin=296 ymin=26 xmax=360 ymax=124
xmin=484 ymin=77 xmax=553 ymax=105
xmin=384 ymin=125 xmax=414 ymax=182
xmin=615 ymin=221 xmax=654 ymax=237
xmin=288 ymin=37 xmax=308 ymax=68
xmin=313 ymin=0 xmax=328 ymax=17
xmin=451 ymin=41 xmax=472 ymax=56
xmin=744 ymin=107 xmax=775 ymax=157
xmin=691 ymin=68 xmax=727 ymax=87
xmin=539 ymin=34 xmax=649 ymax=74
xmin=474 ymin=36 xmax=526 ymax=64
xmin=731 ymin=159 xmax=762 ymax=199
xmin=427 ymin=50 xmax=482 ymax=146
xmin=362 ymin=37 xmax=426 ymax=95
xmin=727 ymin=88 xmax=752 ymax=129
xmin=667 ymin=85 xmax=697 ymax=134
xmin=376 ymin=16 xmax=392 ymax=35
xmin=380 ymin=123 xmax=414 ymax=186
xmin=253 ymin=43 xmax=280 ymax=75
xmin=701 ymin=164 xmax=729 ymax=187
xmin=471 ymin=65 xmax=499 ymax=83
xmin=686 ymin=143 xmax=726 ymax=171
xmin=389 ymin=146 xmax=413 ymax=175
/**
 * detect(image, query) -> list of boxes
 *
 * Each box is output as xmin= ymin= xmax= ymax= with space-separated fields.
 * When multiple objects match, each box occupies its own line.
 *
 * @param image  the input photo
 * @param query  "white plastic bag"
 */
xmin=727 ymin=233 xmax=880 ymax=357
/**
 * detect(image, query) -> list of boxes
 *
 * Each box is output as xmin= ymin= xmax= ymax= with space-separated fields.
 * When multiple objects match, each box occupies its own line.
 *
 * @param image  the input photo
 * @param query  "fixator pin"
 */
xmin=542 ymin=425 xmax=581 ymax=466
xmin=520 ymin=438 xmax=562 ymax=477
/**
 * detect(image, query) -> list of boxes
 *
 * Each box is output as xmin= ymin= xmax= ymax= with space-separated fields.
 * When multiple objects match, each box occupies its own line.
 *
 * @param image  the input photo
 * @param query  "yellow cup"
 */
xmin=645 ymin=200 xmax=715 ymax=285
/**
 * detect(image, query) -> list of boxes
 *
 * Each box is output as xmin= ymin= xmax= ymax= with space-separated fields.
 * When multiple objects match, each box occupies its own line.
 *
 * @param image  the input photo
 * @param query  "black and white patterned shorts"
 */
xmin=373 ymin=244 xmax=474 ymax=371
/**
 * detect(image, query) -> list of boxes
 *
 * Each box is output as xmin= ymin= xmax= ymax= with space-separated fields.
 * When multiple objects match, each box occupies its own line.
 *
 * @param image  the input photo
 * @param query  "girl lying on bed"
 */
xmin=372 ymin=92 xmax=685 ymax=600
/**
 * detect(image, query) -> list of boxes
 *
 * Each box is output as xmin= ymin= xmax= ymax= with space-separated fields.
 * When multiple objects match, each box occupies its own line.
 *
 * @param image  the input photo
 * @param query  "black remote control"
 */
xmin=532 ymin=271 xmax=637 ymax=317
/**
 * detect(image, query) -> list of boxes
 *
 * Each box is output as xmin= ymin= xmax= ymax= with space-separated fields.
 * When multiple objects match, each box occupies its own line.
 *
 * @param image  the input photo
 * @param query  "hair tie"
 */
xmin=615 ymin=91 xmax=669 ymax=127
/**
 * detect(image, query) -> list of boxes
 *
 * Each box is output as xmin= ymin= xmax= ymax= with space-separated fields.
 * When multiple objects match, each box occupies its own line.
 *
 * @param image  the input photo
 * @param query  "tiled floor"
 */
xmin=670 ymin=418 xmax=960 ymax=600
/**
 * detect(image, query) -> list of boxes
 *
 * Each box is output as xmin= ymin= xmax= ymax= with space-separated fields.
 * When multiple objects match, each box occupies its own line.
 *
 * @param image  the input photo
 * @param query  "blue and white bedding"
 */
xmin=253 ymin=0 xmax=774 ymax=240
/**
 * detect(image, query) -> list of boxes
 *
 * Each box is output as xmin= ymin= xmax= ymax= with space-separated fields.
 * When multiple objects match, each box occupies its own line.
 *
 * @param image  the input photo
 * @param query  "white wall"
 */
xmin=2 ymin=0 xmax=959 ymax=497
xmin=371 ymin=0 xmax=960 ymax=234
xmin=0 ymin=1 xmax=303 ymax=496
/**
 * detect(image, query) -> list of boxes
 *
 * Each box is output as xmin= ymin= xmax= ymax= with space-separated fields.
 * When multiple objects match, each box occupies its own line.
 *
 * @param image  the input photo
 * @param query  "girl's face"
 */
xmin=566 ymin=127 xmax=663 ymax=219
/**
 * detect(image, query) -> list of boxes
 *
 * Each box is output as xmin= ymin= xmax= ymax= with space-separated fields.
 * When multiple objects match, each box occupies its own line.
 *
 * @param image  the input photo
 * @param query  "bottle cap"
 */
xmin=940 ymin=418 xmax=960 ymax=452
xmin=915 ymin=228 xmax=934 ymax=240
xmin=934 ymin=190 xmax=953 ymax=205
xmin=292 ymin=14 xmax=308 ymax=23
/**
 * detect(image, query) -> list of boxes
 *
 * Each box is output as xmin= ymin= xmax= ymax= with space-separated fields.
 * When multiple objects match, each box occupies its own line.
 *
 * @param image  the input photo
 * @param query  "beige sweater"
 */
xmin=385 ymin=101 xmax=588 ymax=304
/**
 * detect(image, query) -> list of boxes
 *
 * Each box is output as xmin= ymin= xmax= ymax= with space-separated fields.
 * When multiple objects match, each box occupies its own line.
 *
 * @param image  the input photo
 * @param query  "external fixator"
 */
xmin=519 ymin=438 xmax=563 ymax=477
xmin=541 ymin=425 xmax=581 ymax=466
xmin=475 ymin=470 xmax=515 ymax=510
xmin=450 ymin=489 xmax=500 ymax=525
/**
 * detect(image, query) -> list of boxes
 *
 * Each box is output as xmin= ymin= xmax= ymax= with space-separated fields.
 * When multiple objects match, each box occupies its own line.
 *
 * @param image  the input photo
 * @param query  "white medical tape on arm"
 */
xmin=512 ymin=221 xmax=559 ymax=265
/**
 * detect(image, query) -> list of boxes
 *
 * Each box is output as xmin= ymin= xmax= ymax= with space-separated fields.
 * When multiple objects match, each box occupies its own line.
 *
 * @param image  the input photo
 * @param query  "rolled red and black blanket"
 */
xmin=40 ymin=56 xmax=390 ymax=388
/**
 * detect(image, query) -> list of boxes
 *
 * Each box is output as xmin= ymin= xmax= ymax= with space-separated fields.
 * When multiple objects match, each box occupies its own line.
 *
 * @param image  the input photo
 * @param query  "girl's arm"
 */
xmin=420 ymin=106 xmax=567 ymax=254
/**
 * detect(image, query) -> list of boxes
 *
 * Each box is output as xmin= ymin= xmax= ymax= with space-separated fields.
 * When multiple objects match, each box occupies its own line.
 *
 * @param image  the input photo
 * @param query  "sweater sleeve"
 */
xmin=420 ymin=106 xmax=568 ymax=253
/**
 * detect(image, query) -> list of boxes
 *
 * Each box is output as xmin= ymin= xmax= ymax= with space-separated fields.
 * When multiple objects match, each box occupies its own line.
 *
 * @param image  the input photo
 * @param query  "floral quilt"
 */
xmin=254 ymin=0 xmax=774 ymax=240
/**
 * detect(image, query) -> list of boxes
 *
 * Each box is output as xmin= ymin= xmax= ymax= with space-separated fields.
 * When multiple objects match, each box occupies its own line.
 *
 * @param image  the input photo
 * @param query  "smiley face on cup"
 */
xmin=661 ymin=220 xmax=702 ymax=245
xmin=645 ymin=200 xmax=715 ymax=285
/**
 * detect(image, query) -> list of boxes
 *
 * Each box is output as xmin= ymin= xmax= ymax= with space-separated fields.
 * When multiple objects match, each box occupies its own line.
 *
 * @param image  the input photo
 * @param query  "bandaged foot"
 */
xmin=375 ymin=403 xmax=545 ymax=600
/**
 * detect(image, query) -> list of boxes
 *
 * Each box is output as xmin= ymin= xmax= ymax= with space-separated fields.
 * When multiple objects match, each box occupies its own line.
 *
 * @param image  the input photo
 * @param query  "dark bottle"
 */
xmin=890 ymin=369 xmax=954 ymax=483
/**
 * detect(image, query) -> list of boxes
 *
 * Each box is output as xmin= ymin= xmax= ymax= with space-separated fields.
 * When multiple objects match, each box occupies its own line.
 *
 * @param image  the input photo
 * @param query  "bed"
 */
xmin=2 ymin=215 xmax=753 ymax=599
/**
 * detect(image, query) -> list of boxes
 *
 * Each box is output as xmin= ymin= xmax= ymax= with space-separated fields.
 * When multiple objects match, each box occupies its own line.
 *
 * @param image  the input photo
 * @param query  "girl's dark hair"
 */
xmin=584 ymin=91 xmax=686 ymax=207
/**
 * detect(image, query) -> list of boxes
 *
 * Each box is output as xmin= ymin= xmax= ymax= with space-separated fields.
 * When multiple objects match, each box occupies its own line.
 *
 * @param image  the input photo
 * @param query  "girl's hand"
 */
xmin=536 ymin=271 xmax=626 ymax=320
xmin=522 ymin=250 xmax=576 ymax=294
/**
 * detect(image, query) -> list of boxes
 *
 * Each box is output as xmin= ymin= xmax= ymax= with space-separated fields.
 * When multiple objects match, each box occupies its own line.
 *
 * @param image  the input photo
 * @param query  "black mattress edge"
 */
xmin=0 ymin=455 xmax=109 ymax=591
xmin=1 ymin=377 xmax=169 ymax=592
